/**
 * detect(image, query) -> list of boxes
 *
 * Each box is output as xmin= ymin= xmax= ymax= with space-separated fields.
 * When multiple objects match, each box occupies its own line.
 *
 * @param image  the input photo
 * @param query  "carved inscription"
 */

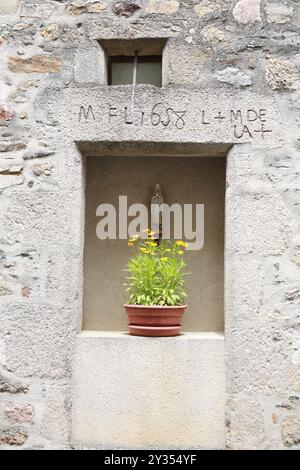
xmin=78 ymin=102 xmax=273 ymax=139
xmin=202 ymin=108 xmax=273 ymax=139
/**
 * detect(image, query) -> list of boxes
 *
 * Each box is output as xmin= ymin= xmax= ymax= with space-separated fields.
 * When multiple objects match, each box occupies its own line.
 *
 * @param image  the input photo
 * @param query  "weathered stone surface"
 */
xmin=32 ymin=162 xmax=53 ymax=176
xmin=41 ymin=383 xmax=70 ymax=444
xmin=265 ymin=58 xmax=299 ymax=90
xmin=146 ymin=0 xmax=179 ymax=15
xmin=0 ymin=0 xmax=299 ymax=451
xmin=113 ymin=1 xmax=141 ymax=17
xmin=13 ymin=22 xmax=35 ymax=32
xmin=194 ymin=1 xmax=219 ymax=18
xmin=72 ymin=332 xmax=225 ymax=449
xmin=225 ymin=254 xmax=263 ymax=326
xmin=0 ymin=139 xmax=27 ymax=152
xmin=233 ymin=0 xmax=261 ymax=24
xmin=23 ymin=149 xmax=55 ymax=160
xmin=46 ymin=251 xmax=80 ymax=303
xmin=201 ymin=24 xmax=225 ymax=41
xmin=4 ymin=304 xmax=76 ymax=378
xmin=281 ymin=417 xmax=300 ymax=447
xmin=4 ymin=191 xmax=75 ymax=246
xmin=0 ymin=0 xmax=19 ymax=15
xmin=226 ymin=190 xmax=295 ymax=256
xmin=21 ymin=287 xmax=31 ymax=298
xmin=46 ymin=87 xmax=280 ymax=145
xmin=214 ymin=67 xmax=252 ymax=87
xmin=0 ymin=173 xmax=24 ymax=189
xmin=0 ymin=427 xmax=28 ymax=446
xmin=41 ymin=24 xmax=61 ymax=41
xmin=165 ymin=45 xmax=210 ymax=84
xmin=8 ymin=56 xmax=61 ymax=73
xmin=74 ymin=47 xmax=106 ymax=85
xmin=20 ymin=2 xmax=57 ymax=19
xmin=5 ymin=404 xmax=34 ymax=423
xmin=0 ymin=280 xmax=13 ymax=296
xmin=226 ymin=325 xmax=300 ymax=396
xmin=265 ymin=3 xmax=294 ymax=24
xmin=66 ymin=1 xmax=107 ymax=15
xmin=0 ymin=106 xmax=13 ymax=121
xmin=226 ymin=398 xmax=265 ymax=449
xmin=0 ymin=370 xmax=28 ymax=394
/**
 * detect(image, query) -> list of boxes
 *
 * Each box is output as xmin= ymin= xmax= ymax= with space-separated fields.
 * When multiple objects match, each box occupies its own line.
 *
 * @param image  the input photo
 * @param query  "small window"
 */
xmin=108 ymin=55 xmax=162 ymax=87
xmin=99 ymin=39 xmax=166 ymax=87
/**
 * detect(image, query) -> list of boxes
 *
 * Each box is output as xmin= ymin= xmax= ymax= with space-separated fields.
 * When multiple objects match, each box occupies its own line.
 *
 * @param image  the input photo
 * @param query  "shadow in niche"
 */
xmin=77 ymin=140 xmax=232 ymax=158
xmin=77 ymin=141 xmax=230 ymax=333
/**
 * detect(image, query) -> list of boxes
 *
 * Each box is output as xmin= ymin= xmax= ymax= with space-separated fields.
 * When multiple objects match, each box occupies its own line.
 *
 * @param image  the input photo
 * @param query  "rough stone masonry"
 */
xmin=0 ymin=0 xmax=299 ymax=450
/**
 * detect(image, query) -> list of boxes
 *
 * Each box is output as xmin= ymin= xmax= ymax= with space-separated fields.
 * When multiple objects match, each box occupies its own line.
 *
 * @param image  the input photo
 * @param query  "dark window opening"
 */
xmin=108 ymin=55 xmax=162 ymax=86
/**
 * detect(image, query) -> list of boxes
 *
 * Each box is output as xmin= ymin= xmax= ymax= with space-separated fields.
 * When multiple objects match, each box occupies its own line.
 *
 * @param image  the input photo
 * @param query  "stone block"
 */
xmin=265 ymin=3 xmax=294 ymax=24
xmin=74 ymin=46 xmax=106 ymax=85
xmin=226 ymin=325 xmax=300 ymax=396
xmin=281 ymin=417 xmax=300 ymax=447
xmin=41 ymin=24 xmax=62 ymax=41
xmin=20 ymin=2 xmax=56 ymax=19
xmin=214 ymin=67 xmax=252 ymax=87
xmin=146 ymin=0 xmax=179 ymax=15
xmin=4 ymin=191 xmax=74 ymax=247
xmin=3 ymin=304 xmax=76 ymax=378
xmin=0 ymin=427 xmax=28 ymax=446
xmin=41 ymin=382 xmax=70 ymax=445
xmin=265 ymin=58 xmax=299 ymax=91
xmin=0 ymin=0 xmax=19 ymax=15
xmin=5 ymin=403 xmax=34 ymax=423
xmin=194 ymin=1 xmax=219 ymax=18
xmin=66 ymin=1 xmax=107 ymax=15
xmin=225 ymin=254 xmax=263 ymax=327
xmin=226 ymin=190 xmax=295 ymax=256
xmin=8 ymin=56 xmax=61 ymax=74
xmin=72 ymin=332 xmax=225 ymax=449
xmin=226 ymin=397 xmax=265 ymax=449
xmin=233 ymin=0 xmax=261 ymax=25
xmin=0 ymin=368 xmax=29 ymax=394
xmin=113 ymin=1 xmax=141 ymax=17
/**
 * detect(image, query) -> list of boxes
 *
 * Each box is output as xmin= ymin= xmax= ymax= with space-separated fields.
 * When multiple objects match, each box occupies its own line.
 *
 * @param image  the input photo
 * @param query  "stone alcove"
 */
xmin=81 ymin=142 xmax=228 ymax=332
xmin=40 ymin=84 xmax=280 ymax=449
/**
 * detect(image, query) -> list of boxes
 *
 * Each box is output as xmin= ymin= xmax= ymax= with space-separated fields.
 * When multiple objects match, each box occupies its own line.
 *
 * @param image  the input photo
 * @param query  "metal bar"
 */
xmin=132 ymin=50 xmax=138 ymax=86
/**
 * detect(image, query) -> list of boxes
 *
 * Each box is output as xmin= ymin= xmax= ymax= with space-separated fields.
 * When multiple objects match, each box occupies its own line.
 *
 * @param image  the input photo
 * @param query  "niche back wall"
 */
xmin=83 ymin=155 xmax=226 ymax=332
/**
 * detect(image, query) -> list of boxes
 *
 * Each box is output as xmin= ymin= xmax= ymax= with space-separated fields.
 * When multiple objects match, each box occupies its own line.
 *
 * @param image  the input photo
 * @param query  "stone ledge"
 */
xmin=79 ymin=330 xmax=224 ymax=339
xmin=72 ymin=331 xmax=225 ymax=449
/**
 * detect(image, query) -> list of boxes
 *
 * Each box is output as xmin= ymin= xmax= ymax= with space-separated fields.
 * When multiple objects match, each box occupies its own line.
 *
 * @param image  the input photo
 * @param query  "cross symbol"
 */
xmin=214 ymin=111 xmax=226 ymax=122
xmin=253 ymin=123 xmax=273 ymax=138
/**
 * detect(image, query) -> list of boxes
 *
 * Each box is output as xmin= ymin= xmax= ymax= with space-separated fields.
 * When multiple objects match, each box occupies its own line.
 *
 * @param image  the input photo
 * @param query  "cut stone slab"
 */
xmin=72 ymin=332 xmax=225 ymax=449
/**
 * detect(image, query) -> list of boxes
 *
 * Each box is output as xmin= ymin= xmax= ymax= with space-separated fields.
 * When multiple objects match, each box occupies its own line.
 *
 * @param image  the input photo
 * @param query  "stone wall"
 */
xmin=0 ymin=0 xmax=299 ymax=449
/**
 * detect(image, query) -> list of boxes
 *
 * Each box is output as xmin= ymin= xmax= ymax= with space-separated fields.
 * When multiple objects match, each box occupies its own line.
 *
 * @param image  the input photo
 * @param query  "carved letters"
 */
xmin=78 ymin=102 xmax=273 ymax=139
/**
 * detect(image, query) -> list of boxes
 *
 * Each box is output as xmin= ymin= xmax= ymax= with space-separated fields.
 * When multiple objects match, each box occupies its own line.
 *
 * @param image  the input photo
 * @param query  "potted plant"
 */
xmin=124 ymin=230 xmax=188 ymax=337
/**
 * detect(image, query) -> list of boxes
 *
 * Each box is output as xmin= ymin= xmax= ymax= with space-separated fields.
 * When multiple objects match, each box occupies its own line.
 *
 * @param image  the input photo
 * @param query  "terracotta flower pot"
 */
xmin=124 ymin=304 xmax=187 ymax=337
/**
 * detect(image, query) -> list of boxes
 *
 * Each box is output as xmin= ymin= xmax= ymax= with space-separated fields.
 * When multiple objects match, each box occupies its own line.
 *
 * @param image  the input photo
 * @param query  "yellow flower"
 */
xmin=143 ymin=228 xmax=150 ymax=233
xmin=160 ymin=257 xmax=169 ymax=262
xmin=178 ymin=250 xmax=184 ymax=255
xmin=128 ymin=242 xmax=134 ymax=247
xmin=148 ymin=231 xmax=155 ymax=236
xmin=176 ymin=240 xmax=188 ymax=248
xmin=165 ymin=248 xmax=171 ymax=252
xmin=140 ymin=247 xmax=150 ymax=253
xmin=145 ymin=240 xmax=157 ymax=246
xmin=129 ymin=237 xmax=137 ymax=243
